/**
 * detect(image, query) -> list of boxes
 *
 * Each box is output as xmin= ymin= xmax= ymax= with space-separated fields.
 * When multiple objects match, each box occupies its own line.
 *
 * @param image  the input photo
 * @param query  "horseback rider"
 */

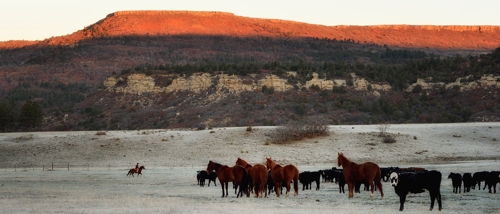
xmin=135 ymin=163 xmax=139 ymax=173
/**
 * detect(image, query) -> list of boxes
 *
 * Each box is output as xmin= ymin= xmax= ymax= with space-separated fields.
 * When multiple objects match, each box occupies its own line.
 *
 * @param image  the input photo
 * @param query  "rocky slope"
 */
xmin=2 ymin=11 xmax=500 ymax=50
xmin=104 ymin=72 xmax=500 ymax=96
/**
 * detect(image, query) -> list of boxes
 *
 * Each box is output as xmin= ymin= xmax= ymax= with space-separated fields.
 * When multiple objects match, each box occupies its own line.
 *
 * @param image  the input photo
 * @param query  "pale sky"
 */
xmin=1 ymin=0 xmax=499 ymax=41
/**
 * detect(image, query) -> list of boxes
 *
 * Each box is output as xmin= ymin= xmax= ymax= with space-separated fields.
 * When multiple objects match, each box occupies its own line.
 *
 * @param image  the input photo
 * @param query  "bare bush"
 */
xmin=378 ymin=123 xmax=396 ymax=143
xmin=268 ymin=120 xmax=329 ymax=144
xmin=378 ymin=123 xmax=390 ymax=137
xmin=95 ymin=131 xmax=106 ymax=136
xmin=383 ymin=135 xmax=396 ymax=143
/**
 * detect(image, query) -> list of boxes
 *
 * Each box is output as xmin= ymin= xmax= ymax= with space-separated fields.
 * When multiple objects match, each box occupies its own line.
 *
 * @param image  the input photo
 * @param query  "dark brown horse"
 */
xmin=206 ymin=160 xmax=248 ymax=198
xmin=235 ymin=158 xmax=250 ymax=168
xmin=265 ymin=157 xmax=299 ymax=197
xmin=337 ymin=152 xmax=383 ymax=198
xmin=235 ymin=158 xmax=253 ymax=197
xmin=236 ymin=158 xmax=268 ymax=198
xmin=126 ymin=166 xmax=145 ymax=177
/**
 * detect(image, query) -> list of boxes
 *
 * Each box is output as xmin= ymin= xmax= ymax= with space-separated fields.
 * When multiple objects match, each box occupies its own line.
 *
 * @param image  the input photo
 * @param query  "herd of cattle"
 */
xmin=196 ymin=163 xmax=500 ymax=211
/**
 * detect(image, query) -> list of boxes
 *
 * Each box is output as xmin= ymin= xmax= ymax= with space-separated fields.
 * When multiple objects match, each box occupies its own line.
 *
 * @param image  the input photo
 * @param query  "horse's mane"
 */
xmin=236 ymin=158 xmax=249 ymax=166
xmin=338 ymin=153 xmax=357 ymax=165
xmin=209 ymin=160 xmax=223 ymax=167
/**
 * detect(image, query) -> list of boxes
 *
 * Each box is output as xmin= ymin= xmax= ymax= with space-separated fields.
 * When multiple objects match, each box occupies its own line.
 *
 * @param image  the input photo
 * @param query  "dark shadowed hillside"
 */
xmin=0 ymin=11 xmax=499 ymax=131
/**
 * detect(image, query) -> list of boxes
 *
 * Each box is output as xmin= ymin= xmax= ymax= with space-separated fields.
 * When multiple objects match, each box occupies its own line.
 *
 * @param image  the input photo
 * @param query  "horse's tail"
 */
xmin=375 ymin=167 xmax=384 ymax=198
xmin=293 ymin=167 xmax=299 ymax=196
xmin=241 ymin=167 xmax=249 ymax=196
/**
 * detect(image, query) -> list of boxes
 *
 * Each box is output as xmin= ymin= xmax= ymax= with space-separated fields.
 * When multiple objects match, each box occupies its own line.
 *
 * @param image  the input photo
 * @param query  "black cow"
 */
xmin=448 ymin=172 xmax=462 ymax=194
xmin=381 ymin=167 xmax=400 ymax=182
xmin=299 ymin=171 xmax=312 ymax=190
xmin=472 ymin=171 xmax=489 ymax=190
xmin=390 ymin=170 xmax=442 ymax=211
xmin=355 ymin=180 xmax=369 ymax=193
xmin=335 ymin=169 xmax=346 ymax=193
xmin=197 ymin=170 xmax=207 ymax=187
xmin=207 ymin=171 xmax=217 ymax=187
xmin=485 ymin=171 xmax=500 ymax=193
xmin=319 ymin=169 xmax=335 ymax=183
xmin=299 ymin=171 xmax=321 ymax=191
xmin=462 ymin=173 xmax=474 ymax=193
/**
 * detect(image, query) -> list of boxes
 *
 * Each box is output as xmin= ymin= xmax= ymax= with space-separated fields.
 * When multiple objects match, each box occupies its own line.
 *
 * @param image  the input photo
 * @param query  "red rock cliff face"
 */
xmin=2 ymin=10 xmax=500 ymax=50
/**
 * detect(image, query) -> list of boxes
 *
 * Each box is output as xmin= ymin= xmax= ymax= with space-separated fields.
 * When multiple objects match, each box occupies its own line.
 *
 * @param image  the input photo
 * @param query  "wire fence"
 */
xmin=3 ymin=162 xmax=195 ymax=172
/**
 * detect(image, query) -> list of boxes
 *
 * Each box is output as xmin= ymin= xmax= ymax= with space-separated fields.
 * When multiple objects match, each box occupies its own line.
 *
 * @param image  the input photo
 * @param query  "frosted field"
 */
xmin=0 ymin=161 xmax=499 ymax=213
xmin=0 ymin=123 xmax=499 ymax=213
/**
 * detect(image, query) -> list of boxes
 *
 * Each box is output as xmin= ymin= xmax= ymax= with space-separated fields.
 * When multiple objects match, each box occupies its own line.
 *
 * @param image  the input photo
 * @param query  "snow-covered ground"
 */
xmin=0 ymin=123 xmax=499 ymax=213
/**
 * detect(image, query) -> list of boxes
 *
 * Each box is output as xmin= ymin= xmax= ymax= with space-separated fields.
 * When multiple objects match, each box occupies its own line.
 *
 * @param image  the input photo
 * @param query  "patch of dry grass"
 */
xmin=268 ymin=120 xmax=329 ymax=144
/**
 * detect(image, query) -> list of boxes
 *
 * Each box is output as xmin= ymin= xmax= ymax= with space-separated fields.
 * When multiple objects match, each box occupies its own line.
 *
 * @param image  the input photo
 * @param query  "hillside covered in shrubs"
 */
xmin=0 ymin=11 xmax=499 ymax=131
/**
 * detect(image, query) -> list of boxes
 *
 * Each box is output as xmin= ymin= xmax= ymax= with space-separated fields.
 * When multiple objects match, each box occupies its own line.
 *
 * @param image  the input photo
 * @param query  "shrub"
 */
xmin=378 ymin=123 xmax=396 ymax=143
xmin=95 ymin=131 xmax=106 ymax=136
xmin=382 ymin=135 xmax=396 ymax=143
xmin=268 ymin=119 xmax=329 ymax=144
xmin=378 ymin=123 xmax=390 ymax=137
xmin=196 ymin=125 xmax=206 ymax=130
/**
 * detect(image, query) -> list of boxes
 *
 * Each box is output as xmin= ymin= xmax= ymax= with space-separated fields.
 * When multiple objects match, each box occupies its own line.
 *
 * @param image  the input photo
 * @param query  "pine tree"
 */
xmin=18 ymin=100 xmax=43 ymax=131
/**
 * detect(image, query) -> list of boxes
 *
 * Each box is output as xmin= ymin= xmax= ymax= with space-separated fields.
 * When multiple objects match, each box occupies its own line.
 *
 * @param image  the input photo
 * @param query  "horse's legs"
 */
xmin=369 ymin=179 xmax=375 ymax=198
xmin=285 ymin=181 xmax=291 ymax=197
xmin=274 ymin=182 xmax=281 ymax=197
xmin=236 ymin=182 xmax=241 ymax=198
xmin=264 ymin=182 xmax=268 ymax=198
xmin=376 ymin=180 xmax=384 ymax=198
xmin=220 ymin=181 xmax=226 ymax=197
xmin=347 ymin=182 xmax=354 ymax=198
xmin=254 ymin=183 xmax=259 ymax=198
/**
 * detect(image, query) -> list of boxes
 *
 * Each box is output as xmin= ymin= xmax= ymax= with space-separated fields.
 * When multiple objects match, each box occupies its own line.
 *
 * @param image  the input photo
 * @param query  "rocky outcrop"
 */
xmin=104 ymin=72 xmax=500 ymax=95
xmin=168 ymin=73 xmax=212 ymax=93
xmin=105 ymin=73 xmax=296 ymax=95
xmin=350 ymin=73 xmax=392 ymax=91
xmin=258 ymin=74 xmax=294 ymax=92
xmin=406 ymin=75 xmax=500 ymax=92
xmin=305 ymin=73 xmax=346 ymax=90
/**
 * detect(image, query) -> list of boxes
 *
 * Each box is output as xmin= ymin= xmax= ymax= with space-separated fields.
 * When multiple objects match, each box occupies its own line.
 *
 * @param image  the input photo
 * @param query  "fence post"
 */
xmin=43 ymin=165 xmax=44 ymax=171
xmin=52 ymin=162 xmax=53 ymax=171
xmin=68 ymin=163 xmax=69 ymax=171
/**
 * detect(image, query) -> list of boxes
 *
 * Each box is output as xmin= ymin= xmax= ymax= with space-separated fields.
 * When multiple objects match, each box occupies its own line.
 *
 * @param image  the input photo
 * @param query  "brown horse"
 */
xmin=250 ymin=164 xmax=269 ymax=198
xmin=206 ymin=160 xmax=248 ymax=198
xmin=126 ymin=166 xmax=145 ymax=177
xmin=337 ymin=152 xmax=383 ymax=198
xmin=235 ymin=158 xmax=250 ymax=168
xmin=235 ymin=158 xmax=253 ymax=197
xmin=235 ymin=158 xmax=268 ymax=198
xmin=265 ymin=157 xmax=299 ymax=197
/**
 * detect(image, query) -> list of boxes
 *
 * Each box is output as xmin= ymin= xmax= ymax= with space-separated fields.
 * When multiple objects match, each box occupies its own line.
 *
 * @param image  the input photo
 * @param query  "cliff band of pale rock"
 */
xmin=406 ymin=74 xmax=500 ymax=92
xmin=104 ymin=72 xmax=500 ymax=96
xmin=103 ymin=72 xmax=379 ymax=95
